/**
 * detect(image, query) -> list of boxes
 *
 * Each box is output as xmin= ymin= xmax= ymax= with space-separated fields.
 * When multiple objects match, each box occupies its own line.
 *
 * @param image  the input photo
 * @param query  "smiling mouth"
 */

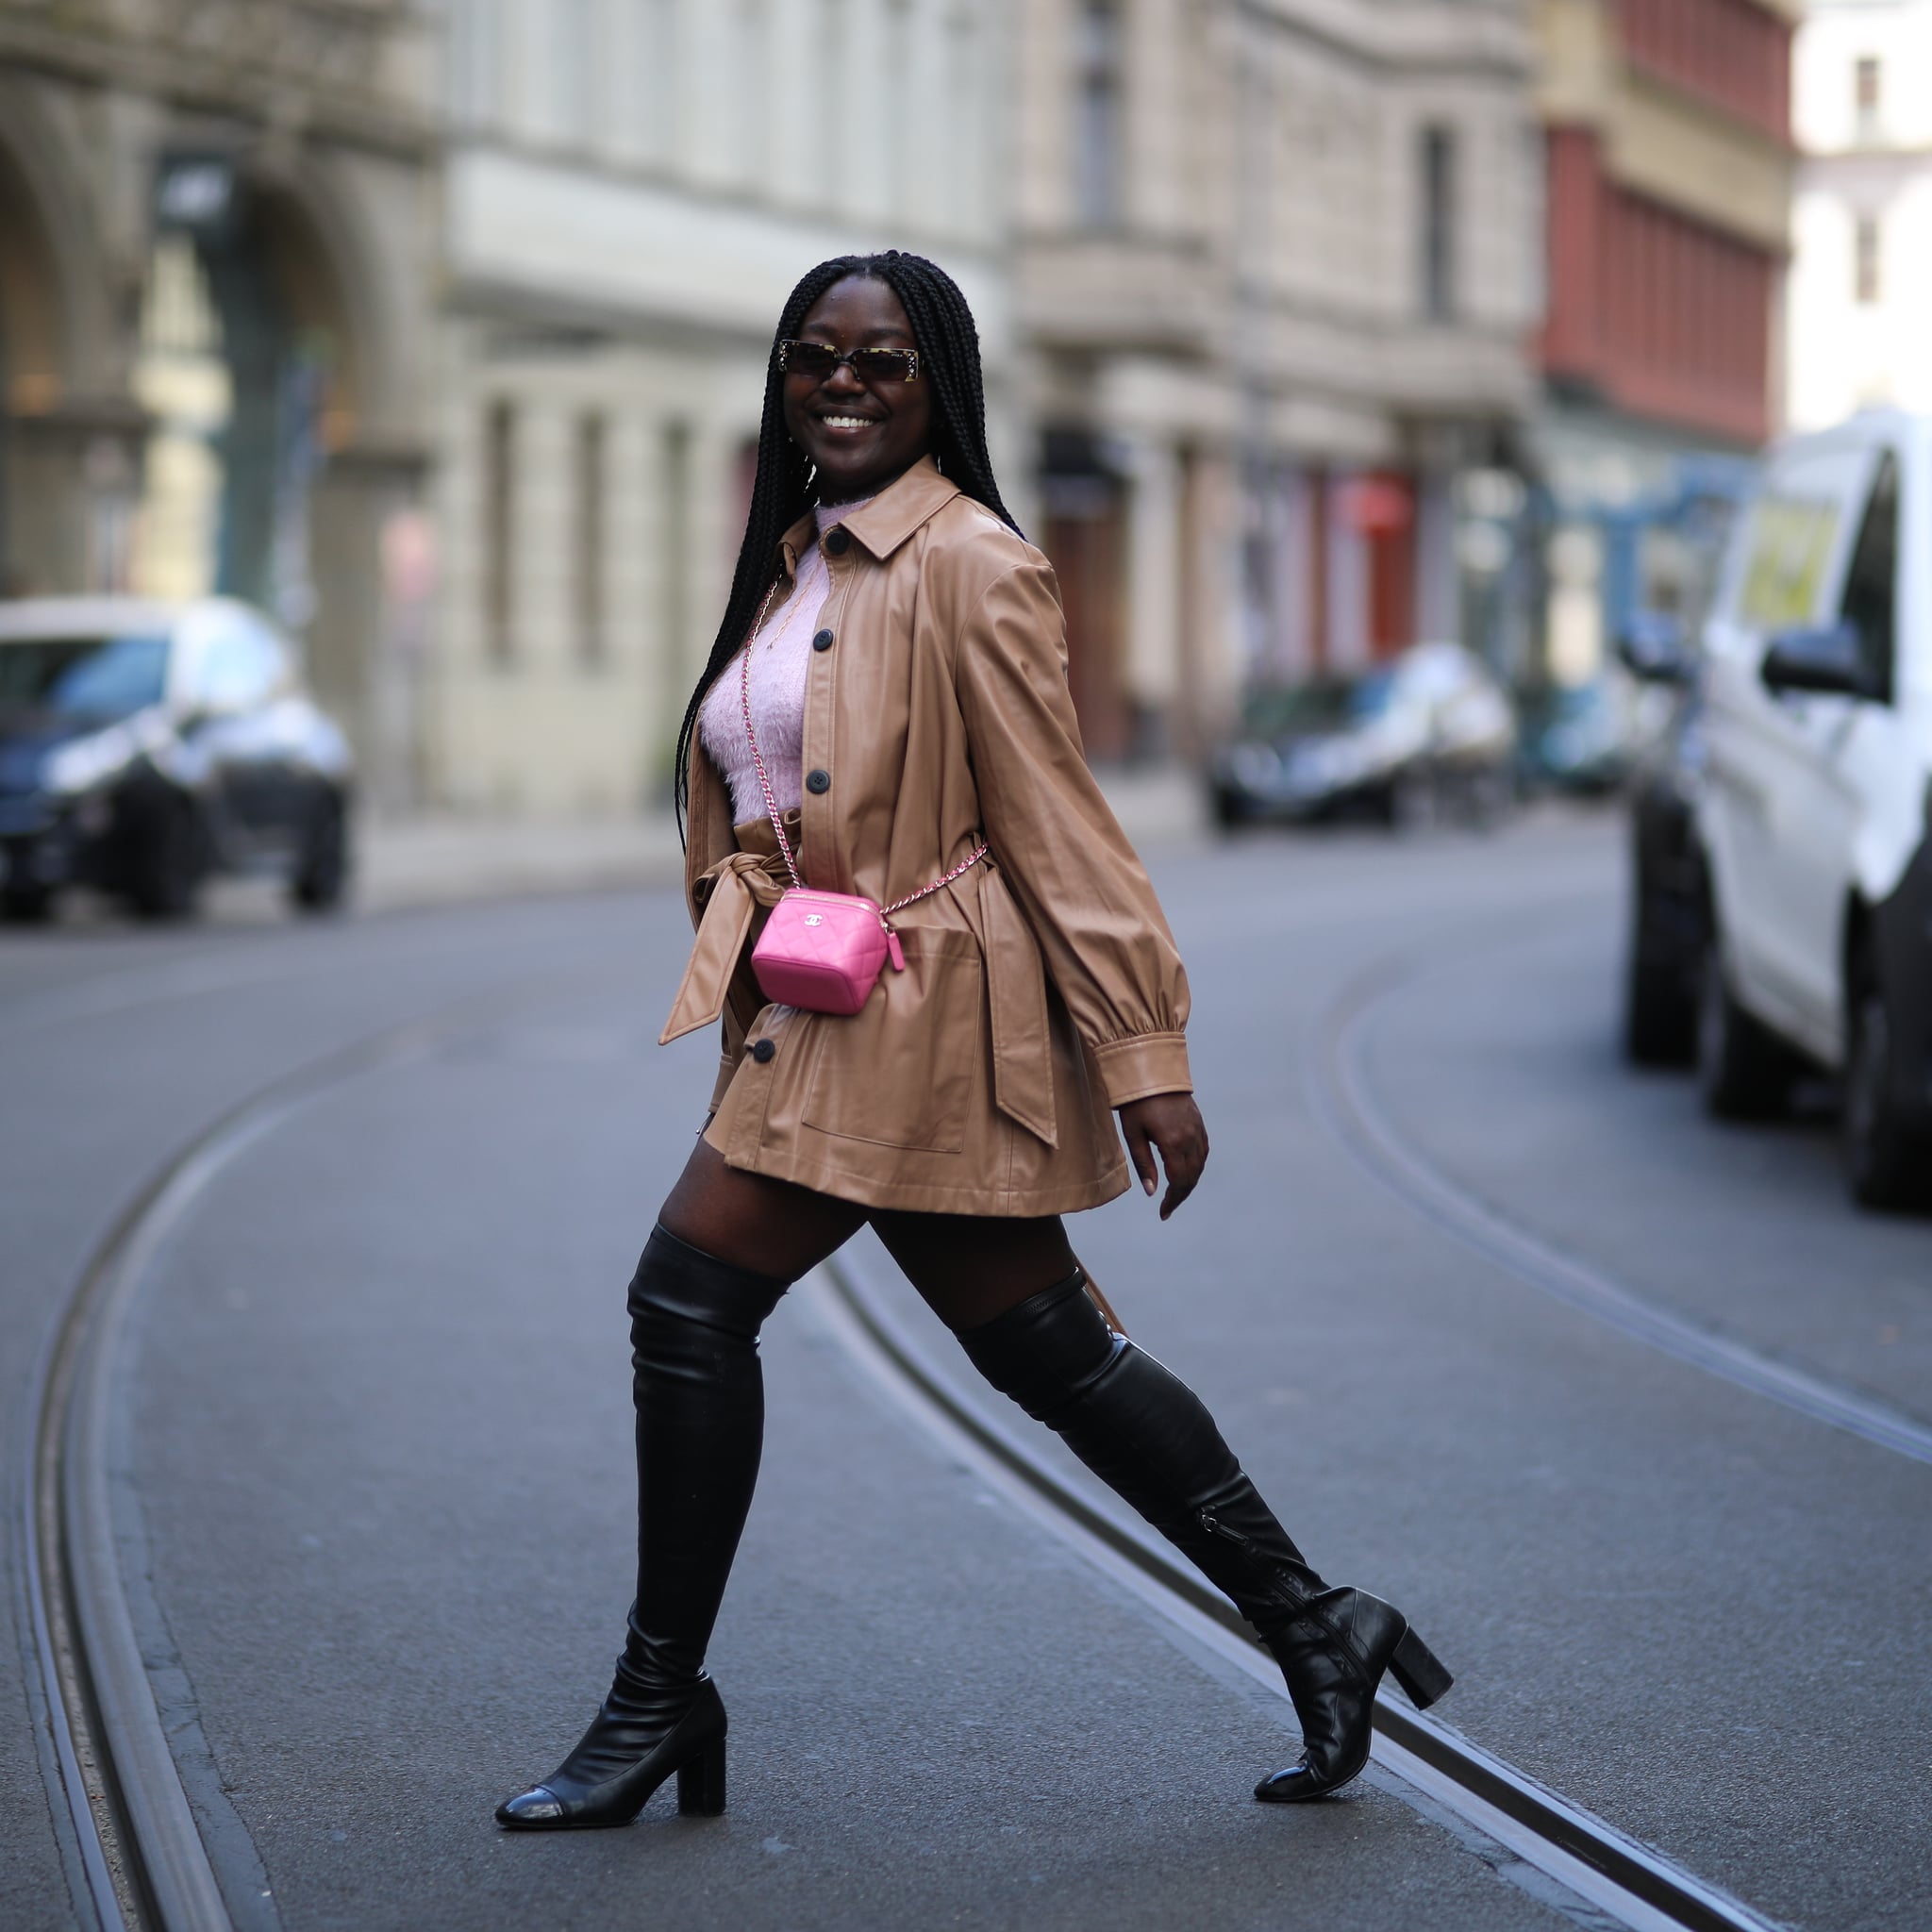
xmin=816 ymin=414 xmax=879 ymax=433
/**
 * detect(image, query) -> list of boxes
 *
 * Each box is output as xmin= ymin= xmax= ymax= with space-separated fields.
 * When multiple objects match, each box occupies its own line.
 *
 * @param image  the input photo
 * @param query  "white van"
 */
xmin=1690 ymin=408 xmax=1931 ymax=1208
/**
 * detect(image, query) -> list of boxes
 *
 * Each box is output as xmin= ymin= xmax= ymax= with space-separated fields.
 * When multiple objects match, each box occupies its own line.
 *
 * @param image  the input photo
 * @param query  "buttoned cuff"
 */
xmin=1091 ymin=1032 xmax=1193 ymax=1108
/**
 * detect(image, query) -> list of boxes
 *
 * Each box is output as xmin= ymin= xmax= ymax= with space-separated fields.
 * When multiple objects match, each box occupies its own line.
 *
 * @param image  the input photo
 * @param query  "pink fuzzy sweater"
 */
xmin=699 ymin=497 xmax=871 ymax=823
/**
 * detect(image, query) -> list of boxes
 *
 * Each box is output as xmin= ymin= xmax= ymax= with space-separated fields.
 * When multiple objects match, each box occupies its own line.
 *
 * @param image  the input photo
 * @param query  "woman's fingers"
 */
xmin=1158 ymin=1124 xmax=1206 ymax=1219
xmin=1117 ymin=1094 xmax=1210 ymax=1218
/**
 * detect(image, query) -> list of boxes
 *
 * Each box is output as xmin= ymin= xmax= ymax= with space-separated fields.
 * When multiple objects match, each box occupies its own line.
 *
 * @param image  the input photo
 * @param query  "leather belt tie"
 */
xmin=659 ymin=847 xmax=794 ymax=1044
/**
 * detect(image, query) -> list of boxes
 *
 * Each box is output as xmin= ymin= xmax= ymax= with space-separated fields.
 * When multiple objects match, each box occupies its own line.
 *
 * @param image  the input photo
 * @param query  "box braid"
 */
xmin=674 ymin=250 xmax=1022 ymax=838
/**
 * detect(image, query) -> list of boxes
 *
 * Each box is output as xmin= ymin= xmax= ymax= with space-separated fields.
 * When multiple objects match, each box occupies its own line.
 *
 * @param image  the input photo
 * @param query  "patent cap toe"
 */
xmin=494 ymin=1788 xmax=567 ymax=1827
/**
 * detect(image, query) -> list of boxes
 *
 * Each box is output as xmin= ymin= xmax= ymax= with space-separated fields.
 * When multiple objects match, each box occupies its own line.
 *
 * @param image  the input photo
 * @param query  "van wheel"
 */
xmin=1624 ymin=948 xmax=1696 ymax=1066
xmin=1696 ymin=924 xmax=1793 ymax=1119
xmin=1843 ymin=963 xmax=1931 ymax=1210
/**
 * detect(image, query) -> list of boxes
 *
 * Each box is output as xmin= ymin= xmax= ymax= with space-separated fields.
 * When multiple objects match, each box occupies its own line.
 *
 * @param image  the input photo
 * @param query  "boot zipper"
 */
xmin=1199 ymin=1512 xmax=1314 ymax=1621
xmin=1199 ymin=1512 xmax=1251 ymax=1549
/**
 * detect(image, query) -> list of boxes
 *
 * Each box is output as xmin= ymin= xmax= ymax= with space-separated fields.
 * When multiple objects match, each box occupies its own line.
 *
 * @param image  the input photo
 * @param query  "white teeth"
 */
xmin=822 ymin=416 xmax=874 ymax=430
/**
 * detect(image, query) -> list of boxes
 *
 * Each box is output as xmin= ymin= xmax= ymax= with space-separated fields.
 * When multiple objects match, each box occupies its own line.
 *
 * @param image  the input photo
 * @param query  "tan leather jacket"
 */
xmin=661 ymin=456 xmax=1191 ymax=1216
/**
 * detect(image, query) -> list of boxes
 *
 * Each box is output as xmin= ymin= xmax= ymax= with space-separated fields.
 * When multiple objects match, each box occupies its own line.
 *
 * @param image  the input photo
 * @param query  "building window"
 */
xmin=552 ymin=0 xmax=597 ymax=143
xmin=815 ymin=0 xmax=847 ymax=198
xmin=1420 ymin=125 xmax=1457 ymax=322
xmin=641 ymin=0 xmax=676 ymax=162
xmin=658 ymin=419 xmax=692 ymax=779
xmin=882 ymin=0 xmax=910 ymax=214
xmin=450 ymin=0 xmax=502 ymax=124
xmin=575 ymin=413 xmax=606 ymax=668
xmin=1855 ymin=213 xmax=1881 ymax=306
xmin=730 ymin=0 xmax=771 ymax=187
xmin=484 ymin=400 xmax=516 ymax=667
xmin=1854 ymin=56 xmax=1881 ymax=142
xmin=1074 ymin=1 xmax=1124 ymax=227
xmin=947 ymin=12 xmax=982 ymax=232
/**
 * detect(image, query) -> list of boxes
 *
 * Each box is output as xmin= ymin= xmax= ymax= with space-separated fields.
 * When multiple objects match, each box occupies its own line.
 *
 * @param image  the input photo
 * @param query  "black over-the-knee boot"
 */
xmin=496 ymin=1226 xmax=789 ymax=1828
xmin=956 ymin=1269 xmax=1451 ymax=1802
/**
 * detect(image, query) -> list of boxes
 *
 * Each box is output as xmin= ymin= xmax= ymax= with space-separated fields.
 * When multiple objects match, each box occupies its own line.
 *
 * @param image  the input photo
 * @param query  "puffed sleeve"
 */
xmin=952 ymin=557 xmax=1192 ymax=1106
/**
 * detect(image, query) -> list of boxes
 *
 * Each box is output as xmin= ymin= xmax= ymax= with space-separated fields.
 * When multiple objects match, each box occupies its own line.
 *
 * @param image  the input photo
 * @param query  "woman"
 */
xmin=496 ymin=251 xmax=1450 ymax=1831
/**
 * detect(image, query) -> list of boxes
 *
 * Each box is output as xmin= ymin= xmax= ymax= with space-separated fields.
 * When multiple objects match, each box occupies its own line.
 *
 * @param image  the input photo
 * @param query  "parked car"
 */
xmin=1517 ymin=675 xmax=1642 ymax=795
xmin=1623 ymin=408 xmax=1932 ymax=1209
xmin=0 ymin=596 xmax=353 ymax=921
xmin=1208 ymin=642 xmax=1517 ymax=830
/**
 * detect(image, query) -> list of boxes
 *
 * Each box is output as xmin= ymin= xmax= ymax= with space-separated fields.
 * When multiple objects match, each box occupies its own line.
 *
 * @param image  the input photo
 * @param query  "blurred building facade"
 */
xmin=428 ymin=0 xmax=1017 ymax=815
xmin=0 ymin=0 xmax=440 ymax=786
xmin=1014 ymin=0 xmax=1541 ymax=758
xmin=1787 ymin=0 xmax=1932 ymax=428
xmin=1529 ymin=0 xmax=1797 ymax=681
xmin=6 ymin=3 xmax=1820 ymax=817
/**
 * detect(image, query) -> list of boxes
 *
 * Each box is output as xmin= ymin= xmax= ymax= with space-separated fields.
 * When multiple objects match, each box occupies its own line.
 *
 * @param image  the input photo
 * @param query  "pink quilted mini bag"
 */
xmin=738 ymin=583 xmax=987 ymax=1017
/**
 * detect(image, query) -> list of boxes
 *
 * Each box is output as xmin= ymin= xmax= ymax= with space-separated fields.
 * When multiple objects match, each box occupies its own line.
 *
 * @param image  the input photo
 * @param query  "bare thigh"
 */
xmin=871 ymin=1210 xmax=1078 ymax=1333
xmin=658 ymin=1139 xmax=868 ymax=1283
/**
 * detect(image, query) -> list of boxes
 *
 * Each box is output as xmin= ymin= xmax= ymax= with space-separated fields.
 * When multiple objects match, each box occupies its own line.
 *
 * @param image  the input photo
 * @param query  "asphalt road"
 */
xmin=2 ymin=811 xmax=1926 ymax=1931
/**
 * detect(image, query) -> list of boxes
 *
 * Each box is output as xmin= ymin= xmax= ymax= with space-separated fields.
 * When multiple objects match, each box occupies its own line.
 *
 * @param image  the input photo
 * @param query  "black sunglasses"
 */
xmin=778 ymin=340 xmax=921 ymax=384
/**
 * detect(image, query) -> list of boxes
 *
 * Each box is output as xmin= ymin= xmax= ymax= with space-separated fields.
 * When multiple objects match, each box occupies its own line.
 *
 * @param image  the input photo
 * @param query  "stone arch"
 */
xmin=240 ymin=154 xmax=385 ymax=449
xmin=0 ymin=145 xmax=65 ymax=417
xmin=198 ymin=148 xmax=425 ymax=788
xmin=0 ymin=75 xmax=130 ymax=591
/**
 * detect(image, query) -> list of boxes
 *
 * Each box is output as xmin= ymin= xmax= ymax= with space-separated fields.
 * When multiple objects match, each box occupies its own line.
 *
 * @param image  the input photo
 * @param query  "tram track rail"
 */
xmin=18 ymin=971 xmax=605 ymax=1932
xmin=1312 ymin=950 xmax=1932 ymax=1469
xmin=813 ymin=1251 xmax=1787 ymax=1932
xmin=12 ymin=896 xmax=1851 ymax=1932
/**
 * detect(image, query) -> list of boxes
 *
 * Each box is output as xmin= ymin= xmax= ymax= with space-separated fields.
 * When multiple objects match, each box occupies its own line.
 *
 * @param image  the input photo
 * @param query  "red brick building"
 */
xmin=1531 ymin=0 xmax=1796 ymax=672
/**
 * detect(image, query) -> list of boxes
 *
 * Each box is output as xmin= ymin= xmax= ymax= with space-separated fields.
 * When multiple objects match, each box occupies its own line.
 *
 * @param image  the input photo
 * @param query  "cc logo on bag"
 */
xmin=804 ymin=914 xmax=824 ymax=926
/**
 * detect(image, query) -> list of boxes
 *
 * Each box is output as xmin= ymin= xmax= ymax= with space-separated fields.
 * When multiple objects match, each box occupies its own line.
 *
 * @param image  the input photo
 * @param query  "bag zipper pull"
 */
xmin=882 ymin=919 xmax=906 ymax=974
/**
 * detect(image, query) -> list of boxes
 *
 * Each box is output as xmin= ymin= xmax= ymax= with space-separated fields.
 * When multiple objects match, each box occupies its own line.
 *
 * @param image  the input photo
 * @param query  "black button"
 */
xmin=812 ymin=628 xmax=834 ymax=653
xmin=806 ymin=769 xmax=830 ymax=795
xmin=751 ymin=1039 xmax=776 ymax=1064
xmin=824 ymin=527 xmax=850 ymax=556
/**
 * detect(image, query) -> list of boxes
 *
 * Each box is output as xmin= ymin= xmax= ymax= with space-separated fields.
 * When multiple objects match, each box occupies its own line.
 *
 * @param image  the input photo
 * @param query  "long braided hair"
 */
xmin=673 ymin=249 xmax=1022 ymax=839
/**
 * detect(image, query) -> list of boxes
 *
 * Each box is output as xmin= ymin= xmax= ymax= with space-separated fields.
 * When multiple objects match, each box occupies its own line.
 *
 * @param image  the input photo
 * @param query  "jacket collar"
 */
xmin=777 ymin=456 xmax=960 ymax=575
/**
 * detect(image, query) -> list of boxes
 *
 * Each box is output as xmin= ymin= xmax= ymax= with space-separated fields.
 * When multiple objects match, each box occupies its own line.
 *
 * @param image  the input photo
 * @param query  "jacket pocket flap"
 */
xmin=979 ymin=865 xmax=1058 ymax=1146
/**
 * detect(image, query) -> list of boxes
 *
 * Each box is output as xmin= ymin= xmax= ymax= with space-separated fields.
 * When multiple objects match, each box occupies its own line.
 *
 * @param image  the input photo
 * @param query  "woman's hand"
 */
xmin=1118 ymin=1093 xmax=1209 ymax=1221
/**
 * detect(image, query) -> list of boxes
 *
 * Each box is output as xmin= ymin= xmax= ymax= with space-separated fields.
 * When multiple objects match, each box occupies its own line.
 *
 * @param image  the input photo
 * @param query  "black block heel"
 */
xmin=676 ymin=1738 xmax=727 ymax=1817
xmin=1389 ymin=1625 xmax=1453 ymax=1708
xmin=497 ymin=1675 xmax=728 ymax=1829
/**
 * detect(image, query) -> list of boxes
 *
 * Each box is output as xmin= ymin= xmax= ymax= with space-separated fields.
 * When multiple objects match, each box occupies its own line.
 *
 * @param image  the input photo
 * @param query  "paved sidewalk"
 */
xmin=352 ymin=762 xmax=1209 ymax=914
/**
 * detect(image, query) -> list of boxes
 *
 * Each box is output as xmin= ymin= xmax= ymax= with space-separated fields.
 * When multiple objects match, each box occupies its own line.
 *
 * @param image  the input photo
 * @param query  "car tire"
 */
xmin=1466 ymin=764 xmax=1514 ymax=831
xmin=291 ymin=793 xmax=350 ymax=911
xmin=1842 ymin=958 xmax=1931 ymax=1211
xmin=127 ymin=797 xmax=203 ymax=921
xmin=1696 ymin=919 xmax=1793 ymax=1120
xmin=1624 ymin=944 xmax=1696 ymax=1067
xmin=1382 ymin=770 xmax=1434 ymax=833
xmin=2 ymin=879 xmax=55 ymax=923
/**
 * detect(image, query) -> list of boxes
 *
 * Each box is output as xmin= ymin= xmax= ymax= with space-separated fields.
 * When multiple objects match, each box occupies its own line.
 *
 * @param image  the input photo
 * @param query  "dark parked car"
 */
xmin=0 ymin=596 xmax=353 ymax=921
xmin=1209 ymin=642 xmax=1517 ymax=829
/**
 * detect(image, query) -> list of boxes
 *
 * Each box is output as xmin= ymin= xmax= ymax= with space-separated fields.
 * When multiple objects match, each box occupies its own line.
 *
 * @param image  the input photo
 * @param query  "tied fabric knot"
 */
xmin=659 ymin=847 xmax=797 ymax=1043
